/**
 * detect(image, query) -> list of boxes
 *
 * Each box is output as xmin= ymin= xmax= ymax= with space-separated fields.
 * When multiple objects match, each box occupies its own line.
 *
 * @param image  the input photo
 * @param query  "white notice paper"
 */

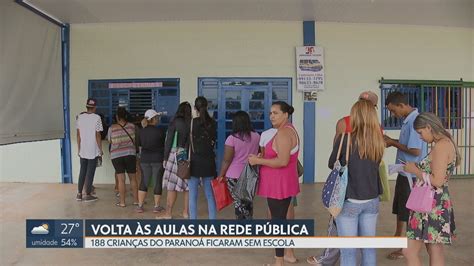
xmin=388 ymin=164 xmax=405 ymax=176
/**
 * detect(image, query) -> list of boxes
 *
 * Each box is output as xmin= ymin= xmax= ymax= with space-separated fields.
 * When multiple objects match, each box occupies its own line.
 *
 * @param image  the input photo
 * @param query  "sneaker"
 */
xmin=153 ymin=206 xmax=165 ymax=213
xmin=83 ymin=195 xmax=98 ymax=202
xmin=91 ymin=190 xmax=96 ymax=196
xmin=76 ymin=193 xmax=82 ymax=201
xmin=136 ymin=205 xmax=144 ymax=213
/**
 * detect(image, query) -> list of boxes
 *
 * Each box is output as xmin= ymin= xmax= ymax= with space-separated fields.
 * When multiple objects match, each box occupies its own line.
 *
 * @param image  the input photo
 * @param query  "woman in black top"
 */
xmin=135 ymin=109 xmax=166 ymax=213
xmin=188 ymin=96 xmax=217 ymax=219
xmin=159 ymin=102 xmax=192 ymax=219
xmin=328 ymin=99 xmax=384 ymax=266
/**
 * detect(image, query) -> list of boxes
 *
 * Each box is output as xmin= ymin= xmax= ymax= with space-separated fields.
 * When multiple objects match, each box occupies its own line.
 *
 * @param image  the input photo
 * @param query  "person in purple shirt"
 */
xmin=217 ymin=111 xmax=260 ymax=219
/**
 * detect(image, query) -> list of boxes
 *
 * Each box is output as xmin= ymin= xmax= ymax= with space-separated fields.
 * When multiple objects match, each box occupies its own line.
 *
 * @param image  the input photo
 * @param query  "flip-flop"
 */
xmin=306 ymin=256 xmax=322 ymax=265
xmin=387 ymin=250 xmax=404 ymax=260
xmin=115 ymin=203 xmax=126 ymax=208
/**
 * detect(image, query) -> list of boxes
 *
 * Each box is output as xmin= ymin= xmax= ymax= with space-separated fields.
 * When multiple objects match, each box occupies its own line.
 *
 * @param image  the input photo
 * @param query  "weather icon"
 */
xmin=31 ymin=223 xmax=49 ymax=235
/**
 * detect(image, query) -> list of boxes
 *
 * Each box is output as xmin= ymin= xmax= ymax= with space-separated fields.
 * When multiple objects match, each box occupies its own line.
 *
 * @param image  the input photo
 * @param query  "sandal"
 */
xmin=306 ymin=256 xmax=322 ymax=265
xmin=115 ymin=203 xmax=126 ymax=208
xmin=387 ymin=250 xmax=404 ymax=260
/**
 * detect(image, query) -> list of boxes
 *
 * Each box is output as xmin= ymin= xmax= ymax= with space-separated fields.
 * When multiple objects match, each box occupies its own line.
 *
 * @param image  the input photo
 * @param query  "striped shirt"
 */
xmin=109 ymin=123 xmax=136 ymax=160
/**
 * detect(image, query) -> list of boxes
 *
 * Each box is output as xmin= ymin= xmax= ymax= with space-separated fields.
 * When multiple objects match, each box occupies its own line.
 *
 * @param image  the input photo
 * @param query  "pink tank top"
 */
xmin=257 ymin=124 xmax=300 ymax=199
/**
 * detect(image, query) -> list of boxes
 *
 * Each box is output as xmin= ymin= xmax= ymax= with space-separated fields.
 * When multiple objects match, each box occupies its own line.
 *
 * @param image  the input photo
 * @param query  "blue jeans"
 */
xmin=335 ymin=198 xmax=379 ymax=266
xmin=188 ymin=176 xmax=217 ymax=219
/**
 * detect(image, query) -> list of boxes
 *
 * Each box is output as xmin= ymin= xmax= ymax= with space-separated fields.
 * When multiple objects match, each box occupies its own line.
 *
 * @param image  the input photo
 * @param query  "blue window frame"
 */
xmin=88 ymin=78 xmax=180 ymax=130
xmin=198 ymin=77 xmax=292 ymax=168
xmin=380 ymin=81 xmax=463 ymax=130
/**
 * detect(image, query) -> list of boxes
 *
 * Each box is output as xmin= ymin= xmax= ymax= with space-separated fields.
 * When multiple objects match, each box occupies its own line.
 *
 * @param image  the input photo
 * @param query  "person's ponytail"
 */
xmin=194 ymin=96 xmax=213 ymax=128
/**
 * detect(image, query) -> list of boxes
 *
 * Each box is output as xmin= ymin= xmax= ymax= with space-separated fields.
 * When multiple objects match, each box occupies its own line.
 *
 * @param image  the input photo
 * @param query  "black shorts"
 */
xmin=392 ymin=174 xmax=414 ymax=222
xmin=112 ymin=155 xmax=136 ymax=174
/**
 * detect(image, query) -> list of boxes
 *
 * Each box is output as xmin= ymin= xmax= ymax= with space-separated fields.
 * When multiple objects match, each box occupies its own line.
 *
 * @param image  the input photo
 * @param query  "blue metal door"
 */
xmin=153 ymin=88 xmax=179 ymax=130
xmin=216 ymin=87 xmax=270 ymax=167
xmin=198 ymin=77 xmax=292 ymax=170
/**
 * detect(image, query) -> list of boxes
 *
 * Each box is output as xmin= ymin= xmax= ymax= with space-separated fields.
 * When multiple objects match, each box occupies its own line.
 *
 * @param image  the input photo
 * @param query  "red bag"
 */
xmin=211 ymin=177 xmax=233 ymax=211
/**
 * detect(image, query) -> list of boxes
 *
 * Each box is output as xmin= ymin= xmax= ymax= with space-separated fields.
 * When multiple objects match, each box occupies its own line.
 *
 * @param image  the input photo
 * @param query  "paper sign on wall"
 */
xmin=296 ymin=46 xmax=325 ymax=91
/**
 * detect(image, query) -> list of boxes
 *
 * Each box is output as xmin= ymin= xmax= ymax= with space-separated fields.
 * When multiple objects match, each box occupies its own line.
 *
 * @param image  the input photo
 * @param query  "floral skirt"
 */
xmin=406 ymin=185 xmax=456 ymax=244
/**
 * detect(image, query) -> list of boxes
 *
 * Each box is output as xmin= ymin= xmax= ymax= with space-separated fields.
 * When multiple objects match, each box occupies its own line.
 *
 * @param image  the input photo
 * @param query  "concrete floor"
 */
xmin=0 ymin=179 xmax=473 ymax=266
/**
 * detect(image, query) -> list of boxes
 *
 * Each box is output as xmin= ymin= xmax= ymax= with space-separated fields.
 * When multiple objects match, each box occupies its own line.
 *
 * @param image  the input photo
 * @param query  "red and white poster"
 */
xmin=296 ymin=46 xmax=325 ymax=91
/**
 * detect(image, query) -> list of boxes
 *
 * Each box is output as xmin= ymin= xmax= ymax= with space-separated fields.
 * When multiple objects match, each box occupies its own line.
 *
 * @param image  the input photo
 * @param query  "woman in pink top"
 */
xmin=249 ymin=101 xmax=300 ymax=266
xmin=217 ymin=111 xmax=260 ymax=219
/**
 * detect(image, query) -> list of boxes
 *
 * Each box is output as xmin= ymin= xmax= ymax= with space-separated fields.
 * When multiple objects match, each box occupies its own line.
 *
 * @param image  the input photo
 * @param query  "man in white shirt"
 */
xmin=76 ymin=98 xmax=103 ymax=202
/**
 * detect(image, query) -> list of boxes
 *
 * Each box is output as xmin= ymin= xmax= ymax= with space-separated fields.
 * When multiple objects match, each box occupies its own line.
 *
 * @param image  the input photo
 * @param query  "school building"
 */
xmin=1 ymin=1 xmax=473 ymax=185
xmin=0 ymin=0 xmax=473 ymax=265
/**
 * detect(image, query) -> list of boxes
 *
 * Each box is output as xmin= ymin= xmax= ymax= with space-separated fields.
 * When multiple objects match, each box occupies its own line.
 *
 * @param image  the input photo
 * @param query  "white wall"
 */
xmin=0 ymin=140 xmax=61 ymax=183
xmin=2 ymin=21 xmax=471 ymax=184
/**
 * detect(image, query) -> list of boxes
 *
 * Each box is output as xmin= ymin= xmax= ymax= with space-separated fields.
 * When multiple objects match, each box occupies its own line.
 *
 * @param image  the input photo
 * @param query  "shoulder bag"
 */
xmin=322 ymin=132 xmax=351 ymax=218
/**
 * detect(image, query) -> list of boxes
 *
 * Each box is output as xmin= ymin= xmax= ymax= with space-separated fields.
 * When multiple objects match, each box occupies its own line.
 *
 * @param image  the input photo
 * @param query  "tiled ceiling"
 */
xmin=25 ymin=0 xmax=473 ymax=28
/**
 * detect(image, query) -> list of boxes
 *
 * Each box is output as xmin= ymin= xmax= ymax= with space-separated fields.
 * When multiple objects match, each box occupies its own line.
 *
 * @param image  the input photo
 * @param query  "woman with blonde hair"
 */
xmin=402 ymin=112 xmax=459 ymax=266
xmin=328 ymin=99 xmax=384 ymax=266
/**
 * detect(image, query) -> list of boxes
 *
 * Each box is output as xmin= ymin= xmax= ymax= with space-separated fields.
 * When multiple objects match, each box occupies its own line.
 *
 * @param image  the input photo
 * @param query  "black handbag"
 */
xmin=297 ymin=159 xmax=304 ymax=177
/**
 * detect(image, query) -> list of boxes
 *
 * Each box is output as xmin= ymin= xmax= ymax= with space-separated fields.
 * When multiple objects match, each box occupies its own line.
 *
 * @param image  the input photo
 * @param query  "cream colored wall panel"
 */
xmin=2 ymin=22 xmax=471 ymax=184
xmin=0 ymin=140 xmax=61 ymax=183
xmin=471 ymin=29 xmax=474 ymax=81
xmin=314 ymin=23 xmax=472 ymax=182
xmin=70 ymin=21 xmax=302 ymax=184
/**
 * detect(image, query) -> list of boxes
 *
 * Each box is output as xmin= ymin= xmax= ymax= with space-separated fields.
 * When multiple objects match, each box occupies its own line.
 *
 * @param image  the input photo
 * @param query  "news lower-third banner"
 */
xmin=26 ymin=219 xmax=406 ymax=249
